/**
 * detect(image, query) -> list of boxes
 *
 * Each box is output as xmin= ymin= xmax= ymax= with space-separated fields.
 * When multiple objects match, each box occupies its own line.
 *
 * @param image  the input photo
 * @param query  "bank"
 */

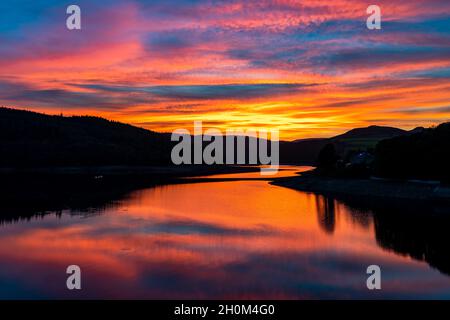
xmin=271 ymin=173 xmax=450 ymax=203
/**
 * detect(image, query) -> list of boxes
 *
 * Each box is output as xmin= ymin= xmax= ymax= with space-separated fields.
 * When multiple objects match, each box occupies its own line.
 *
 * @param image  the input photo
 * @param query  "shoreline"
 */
xmin=271 ymin=174 xmax=450 ymax=202
xmin=0 ymin=165 xmax=262 ymax=179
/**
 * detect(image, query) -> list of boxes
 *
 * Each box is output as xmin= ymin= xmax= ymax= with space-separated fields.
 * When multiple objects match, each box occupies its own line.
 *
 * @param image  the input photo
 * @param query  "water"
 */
xmin=0 ymin=166 xmax=449 ymax=299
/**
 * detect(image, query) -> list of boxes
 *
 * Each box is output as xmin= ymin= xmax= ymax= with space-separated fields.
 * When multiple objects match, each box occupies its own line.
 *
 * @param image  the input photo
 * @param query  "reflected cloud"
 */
xmin=1 ymin=171 xmax=450 ymax=298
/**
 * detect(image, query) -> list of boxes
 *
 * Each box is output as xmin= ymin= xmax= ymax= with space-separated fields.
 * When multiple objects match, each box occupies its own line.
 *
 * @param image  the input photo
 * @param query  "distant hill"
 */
xmin=332 ymin=125 xmax=406 ymax=140
xmin=281 ymin=125 xmax=410 ymax=164
xmin=0 ymin=107 xmax=172 ymax=167
xmin=279 ymin=139 xmax=328 ymax=164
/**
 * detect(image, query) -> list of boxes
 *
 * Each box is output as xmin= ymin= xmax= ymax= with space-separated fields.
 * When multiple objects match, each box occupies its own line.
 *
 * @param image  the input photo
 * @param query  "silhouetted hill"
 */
xmin=0 ymin=107 xmax=426 ymax=168
xmin=375 ymin=122 xmax=450 ymax=182
xmin=279 ymin=139 xmax=328 ymax=164
xmin=0 ymin=108 xmax=284 ymax=167
xmin=0 ymin=107 xmax=172 ymax=167
xmin=410 ymin=126 xmax=425 ymax=135
xmin=332 ymin=125 xmax=406 ymax=140
xmin=282 ymin=125 xmax=409 ymax=164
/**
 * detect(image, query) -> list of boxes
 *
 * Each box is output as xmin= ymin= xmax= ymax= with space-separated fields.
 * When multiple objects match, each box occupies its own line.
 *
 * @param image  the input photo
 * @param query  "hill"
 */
xmin=0 ymin=107 xmax=172 ymax=167
xmin=281 ymin=125 xmax=409 ymax=164
xmin=332 ymin=125 xmax=406 ymax=140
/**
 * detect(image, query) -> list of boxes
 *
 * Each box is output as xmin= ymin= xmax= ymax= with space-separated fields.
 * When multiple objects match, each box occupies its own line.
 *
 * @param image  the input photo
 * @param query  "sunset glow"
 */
xmin=1 ymin=0 xmax=450 ymax=139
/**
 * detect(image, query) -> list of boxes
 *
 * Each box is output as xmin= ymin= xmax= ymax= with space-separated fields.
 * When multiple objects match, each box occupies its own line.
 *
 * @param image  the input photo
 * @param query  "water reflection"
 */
xmin=314 ymin=195 xmax=450 ymax=277
xmin=315 ymin=196 xmax=336 ymax=234
xmin=0 ymin=167 xmax=449 ymax=299
xmin=374 ymin=212 xmax=450 ymax=276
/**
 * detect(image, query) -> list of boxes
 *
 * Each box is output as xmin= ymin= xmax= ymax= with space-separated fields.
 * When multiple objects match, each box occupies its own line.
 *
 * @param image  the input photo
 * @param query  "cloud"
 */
xmin=74 ymin=83 xmax=316 ymax=100
xmin=312 ymin=45 xmax=450 ymax=72
xmin=142 ymin=218 xmax=278 ymax=236
xmin=390 ymin=105 xmax=450 ymax=115
xmin=0 ymin=80 xmax=157 ymax=110
xmin=1 ymin=0 xmax=450 ymax=138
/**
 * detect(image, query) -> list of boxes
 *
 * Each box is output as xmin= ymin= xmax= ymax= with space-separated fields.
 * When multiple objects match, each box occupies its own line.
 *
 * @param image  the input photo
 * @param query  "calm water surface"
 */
xmin=0 ymin=166 xmax=449 ymax=299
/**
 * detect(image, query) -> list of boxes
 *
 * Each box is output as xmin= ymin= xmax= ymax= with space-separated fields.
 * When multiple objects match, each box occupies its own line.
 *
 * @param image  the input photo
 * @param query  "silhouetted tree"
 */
xmin=317 ymin=143 xmax=339 ymax=173
xmin=374 ymin=122 xmax=450 ymax=183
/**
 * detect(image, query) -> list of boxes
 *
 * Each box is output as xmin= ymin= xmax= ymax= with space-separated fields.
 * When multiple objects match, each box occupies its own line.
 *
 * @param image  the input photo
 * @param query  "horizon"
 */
xmin=1 ymin=1 xmax=450 ymax=139
xmin=3 ymin=105 xmax=441 ymax=142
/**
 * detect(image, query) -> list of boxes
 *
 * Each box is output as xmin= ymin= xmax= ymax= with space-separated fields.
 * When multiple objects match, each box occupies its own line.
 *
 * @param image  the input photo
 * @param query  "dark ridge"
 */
xmin=0 ymin=107 xmax=172 ymax=167
xmin=374 ymin=122 xmax=450 ymax=182
xmin=331 ymin=125 xmax=406 ymax=140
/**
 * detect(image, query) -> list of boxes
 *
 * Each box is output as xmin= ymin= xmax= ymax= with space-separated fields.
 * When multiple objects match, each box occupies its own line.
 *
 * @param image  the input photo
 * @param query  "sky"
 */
xmin=0 ymin=0 xmax=450 ymax=140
